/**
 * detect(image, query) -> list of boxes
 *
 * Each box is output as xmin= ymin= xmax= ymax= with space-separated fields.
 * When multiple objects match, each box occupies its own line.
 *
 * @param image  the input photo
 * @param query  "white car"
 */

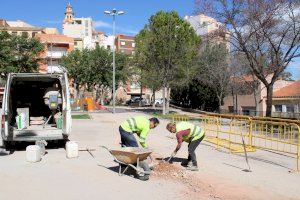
xmin=154 ymin=98 xmax=166 ymax=106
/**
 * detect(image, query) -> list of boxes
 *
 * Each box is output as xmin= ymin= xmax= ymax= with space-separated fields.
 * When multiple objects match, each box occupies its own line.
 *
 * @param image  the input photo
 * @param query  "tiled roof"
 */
xmin=117 ymin=34 xmax=135 ymax=40
xmin=273 ymin=80 xmax=300 ymax=98
xmin=7 ymin=20 xmax=34 ymax=28
xmin=35 ymin=34 xmax=74 ymax=44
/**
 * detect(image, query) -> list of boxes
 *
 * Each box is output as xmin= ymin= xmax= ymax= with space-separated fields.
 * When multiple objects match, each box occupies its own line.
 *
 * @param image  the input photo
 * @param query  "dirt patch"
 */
xmin=152 ymin=162 xmax=216 ymax=199
xmin=152 ymin=162 xmax=287 ymax=200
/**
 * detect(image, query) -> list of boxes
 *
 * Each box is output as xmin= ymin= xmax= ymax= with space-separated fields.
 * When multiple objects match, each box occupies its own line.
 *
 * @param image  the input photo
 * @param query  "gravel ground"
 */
xmin=0 ymin=110 xmax=299 ymax=200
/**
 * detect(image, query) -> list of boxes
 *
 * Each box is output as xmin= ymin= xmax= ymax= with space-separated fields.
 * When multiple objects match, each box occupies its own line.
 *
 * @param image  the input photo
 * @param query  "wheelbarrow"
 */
xmin=100 ymin=146 xmax=153 ymax=181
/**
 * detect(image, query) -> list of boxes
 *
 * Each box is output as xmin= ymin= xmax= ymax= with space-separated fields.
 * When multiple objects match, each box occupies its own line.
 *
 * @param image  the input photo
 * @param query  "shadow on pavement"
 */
xmin=156 ymin=156 xmax=188 ymax=166
xmin=131 ymin=108 xmax=177 ymax=114
xmin=2 ymin=140 xmax=66 ymax=152
xmin=97 ymin=164 xmax=136 ymax=177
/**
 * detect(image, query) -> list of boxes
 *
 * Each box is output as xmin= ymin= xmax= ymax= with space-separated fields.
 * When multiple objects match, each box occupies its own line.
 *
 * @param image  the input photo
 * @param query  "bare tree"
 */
xmin=195 ymin=0 xmax=300 ymax=116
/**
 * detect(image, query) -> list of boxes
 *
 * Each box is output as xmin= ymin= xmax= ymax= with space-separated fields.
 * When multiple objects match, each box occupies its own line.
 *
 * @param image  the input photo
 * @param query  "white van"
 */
xmin=0 ymin=73 xmax=72 ymax=147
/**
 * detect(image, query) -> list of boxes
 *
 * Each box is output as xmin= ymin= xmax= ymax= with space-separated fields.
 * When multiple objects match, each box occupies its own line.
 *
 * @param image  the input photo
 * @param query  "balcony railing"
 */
xmin=46 ymin=51 xmax=67 ymax=58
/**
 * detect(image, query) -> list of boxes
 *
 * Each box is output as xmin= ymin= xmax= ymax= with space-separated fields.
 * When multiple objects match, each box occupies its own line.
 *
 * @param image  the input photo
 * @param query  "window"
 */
xmin=22 ymin=32 xmax=28 ymax=37
xmin=74 ymin=41 xmax=78 ymax=46
xmin=11 ymin=31 xmax=17 ymax=36
xmin=202 ymin=22 xmax=208 ymax=27
xmin=85 ymin=20 xmax=89 ymax=28
xmin=132 ymin=42 xmax=135 ymax=48
xmin=286 ymin=105 xmax=294 ymax=113
xmin=107 ymin=45 xmax=111 ymax=50
xmin=274 ymin=105 xmax=282 ymax=112
xmin=121 ymin=41 xmax=126 ymax=46
xmin=32 ymin=32 xmax=37 ymax=37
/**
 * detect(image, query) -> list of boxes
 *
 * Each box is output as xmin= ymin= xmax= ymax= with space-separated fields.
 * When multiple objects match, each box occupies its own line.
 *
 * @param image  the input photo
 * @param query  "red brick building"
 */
xmin=115 ymin=34 xmax=135 ymax=55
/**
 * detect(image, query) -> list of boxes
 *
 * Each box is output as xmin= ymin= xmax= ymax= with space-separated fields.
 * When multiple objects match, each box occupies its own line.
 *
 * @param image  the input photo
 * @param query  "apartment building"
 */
xmin=115 ymin=34 xmax=135 ymax=55
xmin=35 ymin=34 xmax=74 ymax=73
xmin=185 ymin=14 xmax=229 ymax=49
xmin=62 ymin=2 xmax=109 ymax=50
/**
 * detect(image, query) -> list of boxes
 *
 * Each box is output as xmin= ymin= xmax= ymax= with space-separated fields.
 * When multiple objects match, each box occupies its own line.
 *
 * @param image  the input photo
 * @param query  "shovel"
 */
xmin=165 ymin=152 xmax=176 ymax=163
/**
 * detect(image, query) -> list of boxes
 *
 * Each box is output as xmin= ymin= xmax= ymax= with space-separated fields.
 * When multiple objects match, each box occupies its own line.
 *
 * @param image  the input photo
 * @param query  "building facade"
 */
xmin=0 ymin=19 xmax=44 ymax=38
xmin=115 ymin=34 xmax=135 ymax=55
xmin=62 ymin=3 xmax=108 ymax=50
xmin=35 ymin=34 xmax=74 ymax=73
xmin=185 ymin=14 xmax=229 ymax=49
xmin=272 ymin=80 xmax=300 ymax=119
xmin=221 ymin=75 xmax=294 ymax=116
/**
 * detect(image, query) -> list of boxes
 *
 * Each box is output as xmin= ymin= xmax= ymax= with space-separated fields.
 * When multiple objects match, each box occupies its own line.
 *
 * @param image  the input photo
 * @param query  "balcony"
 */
xmin=46 ymin=51 xmax=67 ymax=58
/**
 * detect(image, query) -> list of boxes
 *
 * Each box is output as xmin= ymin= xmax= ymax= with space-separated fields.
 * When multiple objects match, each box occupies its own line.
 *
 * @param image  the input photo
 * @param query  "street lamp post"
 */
xmin=104 ymin=9 xmax=124 ymax=114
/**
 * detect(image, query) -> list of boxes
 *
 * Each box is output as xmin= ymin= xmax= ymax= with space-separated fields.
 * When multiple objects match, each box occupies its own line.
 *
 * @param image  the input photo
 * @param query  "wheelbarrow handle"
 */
xmin=99 ymin=145 xmax=110 ymax=152
xmin=99 ymin=145 xmax=121 ymax=163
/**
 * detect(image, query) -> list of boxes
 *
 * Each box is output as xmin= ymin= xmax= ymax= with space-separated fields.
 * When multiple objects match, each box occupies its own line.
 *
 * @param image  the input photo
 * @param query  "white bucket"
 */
xmin=26 ymin=145 xmax=42 ymax=162
xmin=66 ymin=141 xmax=79 ymax=158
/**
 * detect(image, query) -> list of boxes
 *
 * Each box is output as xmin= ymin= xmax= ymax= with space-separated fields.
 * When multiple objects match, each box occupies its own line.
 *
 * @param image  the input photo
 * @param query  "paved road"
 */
xmin=0 ymin=111 xmax=299 ymax=200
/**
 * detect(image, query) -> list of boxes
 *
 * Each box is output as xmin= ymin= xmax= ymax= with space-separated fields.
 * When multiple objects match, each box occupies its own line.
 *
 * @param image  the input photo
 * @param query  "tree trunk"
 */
xmin=232 ymin=88 xmax=236 ymax=114
xmin=217 ymin=95 xmax=222 ymax=113
xmin=152 ymin=89 xmax=156 ymax=108
xmin=166 ymin=87 xmax=170 ymax=114
xmin=162 ymin=86 xmax=166 ymax=115
xmin=235 ymin=94 xmax=238 ymax=114
xmin=74 ymin=81 xmax=78 ymax=99
xmin=265 ymin=84 xmax=273 ymax=117
xmin=253 ymin=90 xmax=259 ymax=116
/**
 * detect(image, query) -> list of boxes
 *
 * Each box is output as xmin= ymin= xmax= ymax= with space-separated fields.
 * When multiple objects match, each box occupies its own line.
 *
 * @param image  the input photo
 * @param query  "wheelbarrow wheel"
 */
xmin=136 ymin=161 xmax=150 ymax=181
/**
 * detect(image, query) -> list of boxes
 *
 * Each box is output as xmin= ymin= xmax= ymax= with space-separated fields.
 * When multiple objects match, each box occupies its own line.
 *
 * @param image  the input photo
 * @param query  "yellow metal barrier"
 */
xmin=171 ymin=113 xmax=300 ymax=171
xmin=172 ymin=114 xmax=189 ymax=122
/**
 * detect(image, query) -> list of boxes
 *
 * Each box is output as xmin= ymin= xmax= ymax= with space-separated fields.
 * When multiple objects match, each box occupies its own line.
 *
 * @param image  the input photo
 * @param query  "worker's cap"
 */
xmin=149 ymin=117 xmax=160 ymax=125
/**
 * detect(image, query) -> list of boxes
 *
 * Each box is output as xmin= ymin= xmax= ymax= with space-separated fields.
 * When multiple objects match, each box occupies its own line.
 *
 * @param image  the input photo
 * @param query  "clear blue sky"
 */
xmin=0 ymin=0 xmax=299 ymax=79
xmin=0 ymin=0 xmax=195 ymax=35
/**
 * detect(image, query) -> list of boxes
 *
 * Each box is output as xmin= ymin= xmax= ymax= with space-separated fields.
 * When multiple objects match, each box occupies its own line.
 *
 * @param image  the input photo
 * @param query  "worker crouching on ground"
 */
xmin=166 ymin=121 xmax=205 ymax=171
xmin=119 ymin=116 xmax=159 ymax=148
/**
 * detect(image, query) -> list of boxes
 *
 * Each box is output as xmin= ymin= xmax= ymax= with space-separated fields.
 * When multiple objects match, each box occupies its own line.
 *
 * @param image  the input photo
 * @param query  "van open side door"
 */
xmin=60 ymin=73 xmax=72 ymax=135
xmin=1 ymin=74 xmax=13 ymax=140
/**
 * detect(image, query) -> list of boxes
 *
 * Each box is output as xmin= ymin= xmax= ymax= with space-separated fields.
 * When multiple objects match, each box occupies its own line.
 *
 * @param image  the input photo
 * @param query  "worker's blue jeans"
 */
xmin=188 ymin=134 xmax=205 ymax=166
xmin=119 ymin=126 xmax=139 ymax=147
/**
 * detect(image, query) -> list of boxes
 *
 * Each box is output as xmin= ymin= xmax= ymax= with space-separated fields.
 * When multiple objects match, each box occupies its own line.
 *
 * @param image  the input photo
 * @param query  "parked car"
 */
xmin=154 ymin=98 xmax=167 ymax=107
xmin=0 ymin=73 xmax=72 ymax=147
xmin=126 ymin=97 xmax=148 ymax=107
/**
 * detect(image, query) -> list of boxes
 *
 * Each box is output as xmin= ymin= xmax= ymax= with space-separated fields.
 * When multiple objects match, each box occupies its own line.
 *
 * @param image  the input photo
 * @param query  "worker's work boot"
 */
xmin=182 ymin=160 xmax=193 ymax=167
xmin=187 ymin=165 xmax=199 ymax=171
xmin=187 ymin=161 xmax=193 ymax=168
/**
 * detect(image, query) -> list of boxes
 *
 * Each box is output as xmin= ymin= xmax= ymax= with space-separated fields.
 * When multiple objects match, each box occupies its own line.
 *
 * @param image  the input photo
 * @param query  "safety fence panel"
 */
xmin=171 ymin=113 xmax=300 ymax=171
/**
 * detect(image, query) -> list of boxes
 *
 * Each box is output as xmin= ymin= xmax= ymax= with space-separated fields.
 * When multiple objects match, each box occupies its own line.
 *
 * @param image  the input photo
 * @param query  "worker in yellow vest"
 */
xmin=166 ymin=121 xmax=205 ymax=171
xmin=119 ymin=116 xmax=159 ymax=148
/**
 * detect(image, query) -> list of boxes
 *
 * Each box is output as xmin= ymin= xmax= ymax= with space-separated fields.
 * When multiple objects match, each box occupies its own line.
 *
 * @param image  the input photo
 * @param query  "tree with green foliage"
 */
xmin=195 ymin=43 xmax=230 ymax=110
xmin=0 ymin=31 xmax=44 ymax=79
xmin=134 ymin=28 xmax=161 ymax=107
xmin=60 ymin=46 xmax=129 ymax=103
xmin=135 ymin=11 xmax=200 ymax=114
xmin=171 ymin=79 xmax=219 ymax=111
